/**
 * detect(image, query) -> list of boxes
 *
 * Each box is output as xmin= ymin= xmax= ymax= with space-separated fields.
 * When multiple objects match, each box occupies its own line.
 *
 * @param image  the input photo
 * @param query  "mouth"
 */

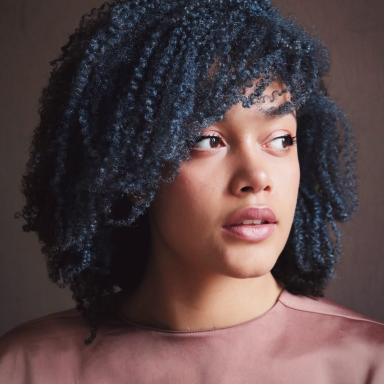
xmin=224 ymin=219 xmax=272 ymax=226
xmin=222 ymin=206 xmax=278 ymax=242
xmin=222 ymin=222 xmax=277 ymax=242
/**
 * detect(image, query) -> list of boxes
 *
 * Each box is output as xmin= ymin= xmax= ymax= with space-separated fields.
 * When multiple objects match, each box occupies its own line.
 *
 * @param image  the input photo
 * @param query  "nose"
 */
xmin=228 ymin=144 xmax=272 ymax=197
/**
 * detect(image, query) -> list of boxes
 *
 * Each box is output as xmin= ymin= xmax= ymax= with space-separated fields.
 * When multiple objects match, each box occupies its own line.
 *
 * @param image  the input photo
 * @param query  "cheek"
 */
xmin=151 ymin=164 xmax=213 ymax=228
xmin=288 ymin=163 xmax=300 ymax=194
xmin=149 ymin=165 xmax=220 ymax=263
xmin=274 ymin=158 xmax=300 ymax=212
xmin=282 ymin=156 xmax=300 ymax=188
xmin=282 ymin=160 xmax=300 ymax=218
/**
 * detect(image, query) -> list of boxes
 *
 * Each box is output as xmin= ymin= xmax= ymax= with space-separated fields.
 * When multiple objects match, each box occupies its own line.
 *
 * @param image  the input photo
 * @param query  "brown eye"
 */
xmin=193 ymin=135 xmax=224 ymax=150
xmin=268 ymin=134 xmax=297 ymax=151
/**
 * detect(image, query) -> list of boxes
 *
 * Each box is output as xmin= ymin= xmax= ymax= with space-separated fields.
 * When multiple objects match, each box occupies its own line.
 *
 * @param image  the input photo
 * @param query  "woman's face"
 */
xmin=148 ymin=81 xmax=300 ymax=280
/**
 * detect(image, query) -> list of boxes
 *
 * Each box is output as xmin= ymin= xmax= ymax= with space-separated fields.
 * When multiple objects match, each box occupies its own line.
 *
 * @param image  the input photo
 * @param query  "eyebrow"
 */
xmin=217 ymin=100 xmax=296 ymax=128
xmin=260 ymin=101 xmax=296 ymax=118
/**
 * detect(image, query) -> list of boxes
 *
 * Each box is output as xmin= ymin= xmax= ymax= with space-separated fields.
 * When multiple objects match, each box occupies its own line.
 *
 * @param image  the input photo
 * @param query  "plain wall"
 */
xmin=0 ymin=0 xmax=383 ymax=335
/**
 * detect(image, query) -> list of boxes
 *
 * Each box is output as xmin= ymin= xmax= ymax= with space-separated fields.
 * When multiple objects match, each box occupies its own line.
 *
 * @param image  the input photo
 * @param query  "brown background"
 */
xmin=0 ymin=0 xmax=383 ymax=335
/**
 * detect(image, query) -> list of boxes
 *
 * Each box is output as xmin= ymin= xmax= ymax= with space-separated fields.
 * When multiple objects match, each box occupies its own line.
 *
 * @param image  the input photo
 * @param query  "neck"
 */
xmin=120 ymin=255 xmax=283 ymax=332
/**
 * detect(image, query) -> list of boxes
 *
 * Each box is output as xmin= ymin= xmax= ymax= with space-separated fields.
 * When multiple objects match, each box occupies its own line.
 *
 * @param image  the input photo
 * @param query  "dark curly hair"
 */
xmin=15 ymin=0 xmax=359 ymax=344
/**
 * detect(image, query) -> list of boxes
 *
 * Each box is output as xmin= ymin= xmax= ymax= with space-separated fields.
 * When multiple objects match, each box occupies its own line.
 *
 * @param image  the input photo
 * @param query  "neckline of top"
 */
xmin=115 ymin=288 xmax=288 ymax=335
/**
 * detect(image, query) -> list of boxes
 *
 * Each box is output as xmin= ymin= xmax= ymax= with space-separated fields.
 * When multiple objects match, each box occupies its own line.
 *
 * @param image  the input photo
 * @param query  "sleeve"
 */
xmin=0 ymin=312 xmax=87 ymax=384
xmin=0 ymin=331 xmax=29 ymax=384
xmin=371 ymin=348 xmax=384 ymax=384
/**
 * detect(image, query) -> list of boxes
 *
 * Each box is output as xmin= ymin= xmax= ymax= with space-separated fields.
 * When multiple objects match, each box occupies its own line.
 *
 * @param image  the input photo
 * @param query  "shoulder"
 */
xmin=278 ymin=290 xmax=384 ymax=381
xmin=279 ymin=289 xmax=384 ymax=354
xmin=0 ymin=308 xmax=89 ymax=383
xmin=280 ymin=288 xmax=384 ymax=327
xmin=0 ymin=307 xmax=89 ymax=349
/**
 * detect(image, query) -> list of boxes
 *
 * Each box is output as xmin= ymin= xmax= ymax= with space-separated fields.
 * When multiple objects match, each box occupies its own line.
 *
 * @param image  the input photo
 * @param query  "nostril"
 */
xmin=240 ymin=186 xmax=254 ymax=192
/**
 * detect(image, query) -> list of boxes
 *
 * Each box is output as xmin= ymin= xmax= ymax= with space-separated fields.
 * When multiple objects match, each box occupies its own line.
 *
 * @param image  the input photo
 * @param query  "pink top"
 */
xmin=1 ymin=289 xmax=383 ymax=383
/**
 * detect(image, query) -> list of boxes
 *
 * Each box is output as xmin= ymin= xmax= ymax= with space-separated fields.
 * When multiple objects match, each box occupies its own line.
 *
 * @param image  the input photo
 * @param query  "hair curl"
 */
xmin=15 ymin=0 xmax=359 ymax=344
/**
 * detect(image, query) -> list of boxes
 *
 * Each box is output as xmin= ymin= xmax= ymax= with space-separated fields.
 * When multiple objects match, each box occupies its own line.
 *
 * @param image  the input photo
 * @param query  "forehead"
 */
xmin=207 ymin=58 xmax=295 ymax=117
xmin=223 ymin=80 xmax=296 ymax=122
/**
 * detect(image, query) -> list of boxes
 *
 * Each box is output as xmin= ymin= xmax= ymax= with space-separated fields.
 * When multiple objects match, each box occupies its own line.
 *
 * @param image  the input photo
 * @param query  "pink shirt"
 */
xmin=1 ymin=289 xmax=383 ymax=383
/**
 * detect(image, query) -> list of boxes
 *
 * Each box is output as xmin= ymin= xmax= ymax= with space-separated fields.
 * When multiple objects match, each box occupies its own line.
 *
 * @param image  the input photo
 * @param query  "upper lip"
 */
xmin=223 ymin=206 xmax=278 ymax=226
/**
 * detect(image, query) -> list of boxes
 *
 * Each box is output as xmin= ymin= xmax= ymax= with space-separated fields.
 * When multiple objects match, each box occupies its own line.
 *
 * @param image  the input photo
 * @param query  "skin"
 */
xmin=121 ymin=81 xmax=300 ymax=331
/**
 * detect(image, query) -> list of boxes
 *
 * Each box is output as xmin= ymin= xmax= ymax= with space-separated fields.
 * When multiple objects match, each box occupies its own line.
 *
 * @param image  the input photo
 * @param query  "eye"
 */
xmin=193 ymin=134 xmax=225 ymax=150
xmin=267 ymin=134 xmax=297 ymax=151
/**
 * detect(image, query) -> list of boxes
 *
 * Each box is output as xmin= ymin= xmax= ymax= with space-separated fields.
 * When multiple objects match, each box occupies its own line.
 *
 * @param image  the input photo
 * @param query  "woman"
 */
xmin=1 ymin=0 xmax=383 ymax=382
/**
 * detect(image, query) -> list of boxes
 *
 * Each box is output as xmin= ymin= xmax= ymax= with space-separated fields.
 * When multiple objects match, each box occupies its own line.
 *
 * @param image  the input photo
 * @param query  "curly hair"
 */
xmin=15 ymin=0 xmax=359 ymax=344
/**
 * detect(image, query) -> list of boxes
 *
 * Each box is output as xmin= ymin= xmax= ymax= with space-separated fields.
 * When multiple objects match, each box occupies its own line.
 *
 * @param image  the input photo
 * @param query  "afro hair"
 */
xmin=15 ymin=0 xmax=359 ymax=344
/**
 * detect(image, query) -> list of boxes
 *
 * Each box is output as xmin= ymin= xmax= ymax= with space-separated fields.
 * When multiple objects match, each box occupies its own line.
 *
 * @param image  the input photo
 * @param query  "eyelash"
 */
xmin=193 ymin=134 xmax=297 ymax=152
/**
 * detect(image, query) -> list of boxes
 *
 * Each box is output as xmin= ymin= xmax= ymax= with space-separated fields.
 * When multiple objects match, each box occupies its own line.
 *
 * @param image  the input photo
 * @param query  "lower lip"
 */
xmin=222 ymin=224 xmax=276 ymax=242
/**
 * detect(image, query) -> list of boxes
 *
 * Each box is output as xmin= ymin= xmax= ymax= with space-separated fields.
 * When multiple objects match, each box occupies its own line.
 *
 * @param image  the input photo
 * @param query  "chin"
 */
xmin=217 ymin=249 xmax=280 ymax=279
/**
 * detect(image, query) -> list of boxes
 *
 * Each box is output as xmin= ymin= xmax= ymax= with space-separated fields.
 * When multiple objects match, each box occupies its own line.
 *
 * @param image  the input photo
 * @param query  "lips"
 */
xmin=222 ymin=207 xmax=277 ymax=242
xmin=223 ymin=207 xmax=277 ymax=227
